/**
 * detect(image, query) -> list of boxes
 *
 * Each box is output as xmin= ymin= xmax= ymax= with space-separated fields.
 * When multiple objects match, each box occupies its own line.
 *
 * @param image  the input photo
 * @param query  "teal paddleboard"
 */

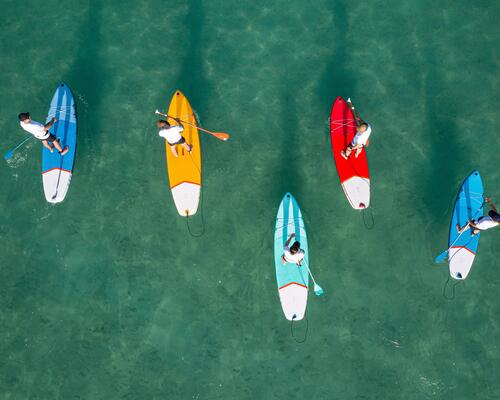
xmin=274 ymin=193 xmax=309 ymax=321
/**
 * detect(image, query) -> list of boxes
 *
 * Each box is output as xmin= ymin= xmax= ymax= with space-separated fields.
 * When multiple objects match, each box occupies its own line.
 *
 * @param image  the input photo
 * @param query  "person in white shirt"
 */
xmin=157 ymin=118 xmax=193 ymax=157
xmin=281 ymin=233 xmax=305 ymax=266
xmin=457 ymin=197 xmax=500 ymax=236
xmin=18 ymin=112 xmax=69 ymax=155
xmin=340 ymin=99 xmax=372 ymax=160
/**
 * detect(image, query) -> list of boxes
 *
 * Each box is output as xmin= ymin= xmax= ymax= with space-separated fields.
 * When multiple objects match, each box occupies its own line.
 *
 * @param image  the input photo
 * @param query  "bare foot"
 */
xmin=170 ymin=145 xmax=178 ymax=158
xmin=59 ymin=146 xmax=69 ymax=156
xmin=340 ymin=150 xmax=348 ymax=160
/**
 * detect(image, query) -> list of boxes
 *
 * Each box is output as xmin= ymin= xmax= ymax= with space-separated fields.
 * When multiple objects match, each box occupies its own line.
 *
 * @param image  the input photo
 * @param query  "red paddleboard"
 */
xmin=330 ymin=96 xmax=370 ymax=209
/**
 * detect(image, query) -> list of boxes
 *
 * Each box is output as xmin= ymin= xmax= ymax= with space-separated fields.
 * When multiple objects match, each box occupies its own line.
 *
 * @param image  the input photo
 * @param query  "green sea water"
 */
xmin=1 ymin=0 xmax=500 ymax=398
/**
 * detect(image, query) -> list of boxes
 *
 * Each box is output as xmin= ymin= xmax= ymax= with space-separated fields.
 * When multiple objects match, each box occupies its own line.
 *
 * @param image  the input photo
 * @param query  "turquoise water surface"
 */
xmin=1 ymin=0 xmax=500 ymax=399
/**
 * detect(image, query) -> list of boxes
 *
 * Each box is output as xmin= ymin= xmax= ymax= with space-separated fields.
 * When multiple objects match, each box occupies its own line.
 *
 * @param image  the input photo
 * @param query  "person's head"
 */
xmin=357 ymin=122 xmax=368 ymax=133
xmin=157 ymin=119 xmax=170 ymax=129
xmin=489 ymin=210 xmax=500 ymax=223
xmin=18 ymin=112 xmax=30 ymax=123
xmin=290 ymin=241 xmax=301 ymax=254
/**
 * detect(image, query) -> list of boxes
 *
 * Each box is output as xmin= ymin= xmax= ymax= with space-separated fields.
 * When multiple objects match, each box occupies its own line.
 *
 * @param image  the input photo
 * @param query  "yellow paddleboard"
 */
xmin=165 ymin=90 xmax=202 ymax=216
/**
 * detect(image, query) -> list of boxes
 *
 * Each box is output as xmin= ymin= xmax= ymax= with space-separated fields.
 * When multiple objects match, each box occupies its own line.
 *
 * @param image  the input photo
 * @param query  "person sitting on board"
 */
xmin=157 ymin=118 xmax=193 ymax=158
xmin=456 ymin=197 xmax=500 ymax=236
xmin=340 ymin=99 xmax=372 ymax=160
xmin=18 ymin=112 xmax=69 ymax=155
xmin=281 ymin=233 xmax=305 ymax=266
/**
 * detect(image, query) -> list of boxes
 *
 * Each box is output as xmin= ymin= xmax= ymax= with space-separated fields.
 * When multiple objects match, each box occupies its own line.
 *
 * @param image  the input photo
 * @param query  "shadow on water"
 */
xmin=63 ymin=2 xmax=108 ymax=161
xmin=317 ymin=1 xmax=355 ymax=116
xmin=176 ymin=0 xmax=211 ymax=116
xmin=272 ymin=91 xmax=302 ymax=202
xmin=420 ymin=48 xmax=465 ymax=222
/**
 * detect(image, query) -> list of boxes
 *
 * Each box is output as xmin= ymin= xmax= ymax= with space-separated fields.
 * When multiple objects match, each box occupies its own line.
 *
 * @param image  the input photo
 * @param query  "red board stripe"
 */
xmin=170 ymin=181 xmax=202 ymax=190
xmin=278 ymin=282 xmax=308 ymax=290
xmin=42 ymin=168 xmax=72 ymax=174
xmin=450 ymin=246 xmax=476 ymax=255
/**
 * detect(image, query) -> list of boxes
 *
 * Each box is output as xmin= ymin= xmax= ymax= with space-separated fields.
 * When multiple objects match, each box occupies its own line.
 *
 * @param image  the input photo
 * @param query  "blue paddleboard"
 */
xmin=448 ymin=171 xmax=484 ymax=279
xmin=42 ymin=82 xmax=77 ymax=203
xmin=274 ymin=193 xmax=309 ymax=320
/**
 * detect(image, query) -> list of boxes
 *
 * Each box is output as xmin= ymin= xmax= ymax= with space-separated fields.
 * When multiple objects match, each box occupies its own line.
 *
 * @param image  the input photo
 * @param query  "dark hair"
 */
xmin=290 ymin=241 xmax=300 ymax=254
xmin=18 ymin=112 xmax=30 ymax=122
xmin=360 ymin=122 xmax=368 ymax=129
xmin=488 ymin=210 xmax=500 ymax=222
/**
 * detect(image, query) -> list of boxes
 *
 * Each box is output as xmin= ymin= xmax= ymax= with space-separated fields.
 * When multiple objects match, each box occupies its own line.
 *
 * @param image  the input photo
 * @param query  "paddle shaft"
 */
xmin=156 ymin=111 xmax=229 ymax=141
xmin=5 ymin=135 xmax=34 ymax=159
xmin=13 ymin=135 xmax=33 ymax=150
xmin=445 ymin=223 xmax=470 ymax=253
xmin=302 ymin=259 xmax=319 ymax=287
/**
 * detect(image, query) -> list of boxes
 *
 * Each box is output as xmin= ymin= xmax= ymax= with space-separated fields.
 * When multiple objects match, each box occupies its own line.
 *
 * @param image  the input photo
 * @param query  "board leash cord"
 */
xmin=185 ymin=188 xmax=205 ymax=238
xmin=290 ymin=315 xmax=309 ymax=343
xmin=361 ymin=207 xmax=375 ymax=230
xmin=442 ymin=276 xmax=461 ymax=300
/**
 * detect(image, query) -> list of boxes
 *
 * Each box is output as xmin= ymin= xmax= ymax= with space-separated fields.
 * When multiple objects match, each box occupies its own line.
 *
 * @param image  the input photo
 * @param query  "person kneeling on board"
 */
xmin=157 ymin=118 xmax=193 ymax=157
xmin=457 ymin=197 xmax=500 ymax=236
xmin=340 ymin=99 xmax=372 ymax=160
xmin=18 ymin=112 xmax=69 ymax=155
xmin=281 ymin=233 xmax=305 ymax=266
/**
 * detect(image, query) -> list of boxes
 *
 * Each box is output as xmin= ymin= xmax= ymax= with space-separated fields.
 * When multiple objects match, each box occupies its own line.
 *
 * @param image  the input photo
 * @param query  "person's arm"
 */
xmin=173 ymin=118 xmax=184 ymax=129
xmin=486 ymin=197 xmax=497 ymax=212
xmin=44 ymin=117 xmax=57 ymax=130
xmin=347 ymin=99 xmax=364 ymax=124
xmin=297 ymin=250 xmax=305 ymax=266
xmin=284 ymin=233 xmax=295 ymax=247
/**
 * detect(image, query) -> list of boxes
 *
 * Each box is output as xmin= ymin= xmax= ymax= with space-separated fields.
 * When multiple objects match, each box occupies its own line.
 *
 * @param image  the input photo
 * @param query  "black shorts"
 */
xmin=168 ymin=136 xmax=186 ymax=146
xmin=43 ymin=133 xmax=57 ymax=143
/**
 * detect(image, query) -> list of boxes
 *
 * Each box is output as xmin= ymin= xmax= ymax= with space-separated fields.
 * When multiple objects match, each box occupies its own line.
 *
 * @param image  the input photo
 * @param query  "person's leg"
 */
xmin=41 ymin=139 xmax=54 ymax=152
xmin=51 ymin=138 xmax=63 ymax=152
xmin=51 ymin=137 xmax=69 ymax=155
xmin=354 ymin=145 xmax=363 ymax=158
xmin=281 ymin=255 xmax=287 ymax=265
xmin=181 ymin=141 xmax=193 ymax=153
xmin=457 ymin=222 xmax=471 ymax=234
xmin=341 ymin=144 xmax=353 ymax=159
xmin=169 ymin=144 xmax=178 ymax=157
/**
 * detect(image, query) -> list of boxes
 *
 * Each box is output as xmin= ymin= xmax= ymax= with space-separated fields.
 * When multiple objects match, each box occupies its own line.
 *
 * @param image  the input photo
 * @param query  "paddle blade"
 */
xmin=4 ymin=150 xmax=13 ymax=160
xmin=213 ymin=132 xmax=230 ymax=141
xmin=434 ymin=251 xmax=448 ymax=263
xmin=313 ymin=284 xmax=324 ymax=296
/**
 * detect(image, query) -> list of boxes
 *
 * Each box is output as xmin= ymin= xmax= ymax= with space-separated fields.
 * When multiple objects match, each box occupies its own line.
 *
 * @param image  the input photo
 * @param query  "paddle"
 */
xmin=154 ymin=110 xmax=230 ymax=141
xmin=302 ymin=260 xmax=324 ymax=296
xmin=4 ymin=135 xmax=34 ymax=161
xmin=434 ymin=224 xmax=470 ymax=263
